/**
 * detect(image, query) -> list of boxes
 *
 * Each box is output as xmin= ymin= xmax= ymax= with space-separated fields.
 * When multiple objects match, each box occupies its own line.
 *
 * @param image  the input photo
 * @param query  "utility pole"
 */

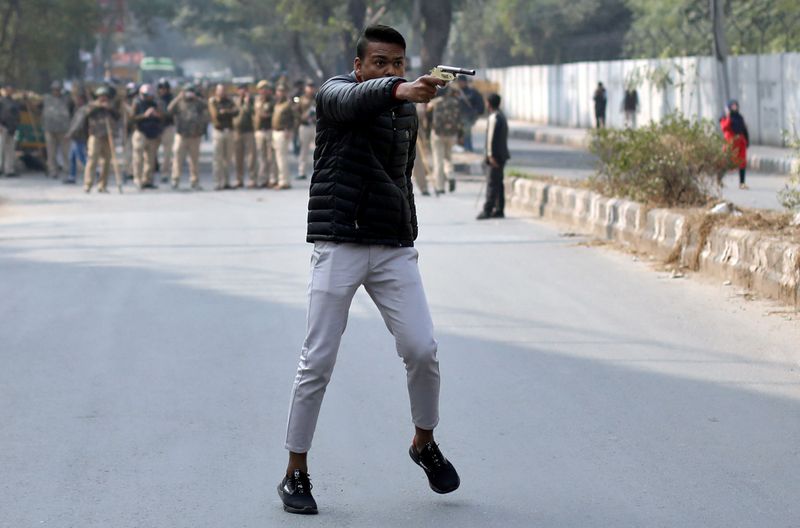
xmin=710 ymin=0 xmax=731 ymax=113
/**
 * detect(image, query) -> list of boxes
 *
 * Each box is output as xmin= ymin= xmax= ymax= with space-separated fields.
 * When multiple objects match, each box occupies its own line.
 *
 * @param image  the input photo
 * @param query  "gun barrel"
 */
xmin=437 ymin=65 xmax=476 ymax=76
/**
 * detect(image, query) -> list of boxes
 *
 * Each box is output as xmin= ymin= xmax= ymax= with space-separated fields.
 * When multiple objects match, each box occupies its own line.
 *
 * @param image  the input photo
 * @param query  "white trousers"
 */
xmin=285 ymin=242 xmax=440 ymax=453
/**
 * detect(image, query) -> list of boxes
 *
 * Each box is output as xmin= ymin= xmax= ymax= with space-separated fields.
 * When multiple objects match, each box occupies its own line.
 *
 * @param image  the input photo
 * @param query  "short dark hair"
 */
xmin=356 ymin=25 xmax=406 ymax=59
xmin=487 ymin=93 xmax=501 ymax=109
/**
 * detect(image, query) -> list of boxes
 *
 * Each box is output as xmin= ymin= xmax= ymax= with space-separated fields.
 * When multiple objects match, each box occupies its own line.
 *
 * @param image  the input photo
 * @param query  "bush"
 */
xmin=778 ymin=134 xmax=800 ymax=211
xmin=588 ymin=113 xmax=737 ymax=207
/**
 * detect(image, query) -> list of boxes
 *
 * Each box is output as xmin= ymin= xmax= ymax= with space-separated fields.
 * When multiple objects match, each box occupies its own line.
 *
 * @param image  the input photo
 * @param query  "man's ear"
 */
xmin=354 ymin=57 xmax=362 ymax=82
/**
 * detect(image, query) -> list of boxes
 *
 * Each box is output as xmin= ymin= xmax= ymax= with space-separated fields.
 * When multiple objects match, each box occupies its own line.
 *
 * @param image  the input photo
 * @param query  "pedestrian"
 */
xmin=455 ymin=75 xmax=484 ymax=152
xmin=278 ymin=24 xmax=459 ymax=516
xmin=271 ymin=84 xmax=295 ymax=190
xmin=294 ymin=80 xmax=316 ymax=180
xmin=0 ymin=84 xmax=21 ymax=176
xmin=429 ymin=85 xmax=462 ymax=195
xmin=131 ymin=84 xmax=163 ymax=189
xmin=156 ymin=79 xmax=175 ymax=184
xmin=254 ymin=80 xmax=276 ymax=188
xmin=82 ymin=86 xmax=119 ymax=193
xmin=623 ymin=87 xmax=638 ymax=128
xmin=233 ymin=82 xmax=256 ymax=189
xmin=208 ymin=83 xmax=238 ymax=190
xmin=168 ymin=83 xmax=209 ymax=190
xmin=719 ymin=99 xmax=750 ymax=190
xmin=65 ymin=92 xmax=89 ymax=185
xmin=593 ymin=82 xmax=607 ymax=128
xmin=42 ymin=81 xmax=73 ymax=179
xmin=477 ymin=93 xmax=510 ymax=220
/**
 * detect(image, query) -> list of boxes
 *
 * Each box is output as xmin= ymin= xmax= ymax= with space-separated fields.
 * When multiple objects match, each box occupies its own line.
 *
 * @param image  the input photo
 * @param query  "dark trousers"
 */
xmin=482 ymin=161 xmax=505 ymax=215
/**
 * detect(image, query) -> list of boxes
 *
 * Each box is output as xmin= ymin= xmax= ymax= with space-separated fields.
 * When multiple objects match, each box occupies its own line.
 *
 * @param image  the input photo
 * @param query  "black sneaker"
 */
xmin=409 ymin=442 xmax=460 ymax=494
xmin=448 ymin=179 xmax=456 ymax=192
xmin=278 ymin=469 xmax=318 ymax=514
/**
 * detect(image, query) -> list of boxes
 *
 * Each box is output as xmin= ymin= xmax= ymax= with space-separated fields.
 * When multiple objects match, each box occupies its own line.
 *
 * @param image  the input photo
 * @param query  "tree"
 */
xmin=0 ymin=0 xmax=100 ymax=89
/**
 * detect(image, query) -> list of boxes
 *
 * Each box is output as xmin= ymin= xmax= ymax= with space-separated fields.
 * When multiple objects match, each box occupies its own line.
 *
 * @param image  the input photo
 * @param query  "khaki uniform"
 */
xmin=209 ymin=95 xmax=238 ymax=189
xmin=295 ymin=94 xmax=316 ymax=178
xmin=254 ymin=94 xmax=276 ymax=186
xmin=0 ymin=95 xmax=20 ymax=174
xmin=271 ymin=98 xmax=296 ymax=188
xmin=42 ymin=93 xmax=72 ymax=177
xmin=158 ymin=94 xmax=175 ymax=180
xmin=429 ymin=94 xmax=462 ymax=193
xmin=168 ymin=96 xmax=209 ymax=187
xmin=233 ymin=94 xmax=256 ymax=186
xmin=131 ymin=97 xmax=162 ymax=187
xmin=83 ymin=103 xmax=119 ymax=191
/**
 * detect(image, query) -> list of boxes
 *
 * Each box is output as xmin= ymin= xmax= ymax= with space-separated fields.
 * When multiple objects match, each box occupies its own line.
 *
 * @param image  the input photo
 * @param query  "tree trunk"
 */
xmin=419 ymin=1 xmax=453 ymax=76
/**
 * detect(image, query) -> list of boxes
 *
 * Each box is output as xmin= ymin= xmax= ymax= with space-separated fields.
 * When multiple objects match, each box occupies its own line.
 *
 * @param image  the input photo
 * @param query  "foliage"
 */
xmin=625 ymin=0 xmax=800 ymax=58
xmin=0 ymin=0 xmax=100 ymax=90
xmin=778 ymin=133 xmax=800 ymax=211
xmin=588 ymin=113 xmax=737 ymax=207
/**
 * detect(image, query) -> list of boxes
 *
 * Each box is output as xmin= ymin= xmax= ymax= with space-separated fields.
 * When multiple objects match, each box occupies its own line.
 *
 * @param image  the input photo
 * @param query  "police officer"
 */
xmin=428 ymin=86 xmax=462 ymax=195
xmin=122 ymin=82 xmax=138 ymax=180
xmin=42 ymin=81 xmax=73 ymax=179
xmin=0 ymin=84 xmax=20 ymax=176
xmin=233 ymin=82 xmax=256 ymax=188
xmin=168 ymin=83 xmax=209 ymax=190
xmin=131 ymin=84 xmax=163 ymax=189
xmin=271 ymin=84 xmax=295 ymax=190
xmin=82 ymin=86 xmax=119 ymax=193
xmin=157 ymin=79 xmax=176 ymax=183
xmin=254 ymin=80 xmax=276 ymax=188
xmin=294 ymin=81 xmax=316 ymax=180
xmin=208 ymin=83 xmax=238 ymax=190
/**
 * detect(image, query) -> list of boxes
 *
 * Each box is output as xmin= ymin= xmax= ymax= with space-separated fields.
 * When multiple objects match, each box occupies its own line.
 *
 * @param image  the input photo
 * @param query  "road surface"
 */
xmin=1 ymin=156 xmax=799 ymax=527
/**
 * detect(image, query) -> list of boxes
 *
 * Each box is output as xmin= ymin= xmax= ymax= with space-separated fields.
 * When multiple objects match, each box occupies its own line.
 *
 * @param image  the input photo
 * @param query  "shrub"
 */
xmin=778 ymin=134 xmax=800 ymax=211
xmin=588 ymin=113 xmax=737 ymax=207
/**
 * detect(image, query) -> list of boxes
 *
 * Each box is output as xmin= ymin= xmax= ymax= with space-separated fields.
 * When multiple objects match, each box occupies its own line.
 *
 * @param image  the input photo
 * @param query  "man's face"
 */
xmin=215 ymin=85 xmax=225 ymax=98
xmin=238 ymin=87 xmax=248 ymax=97
xmin=304 ymin=85 xmax=315 ymax=98
xmin=354 ymin=41 xmax=406 ymax=82
xmin=276 ymin=88 xmax=286 ymax=101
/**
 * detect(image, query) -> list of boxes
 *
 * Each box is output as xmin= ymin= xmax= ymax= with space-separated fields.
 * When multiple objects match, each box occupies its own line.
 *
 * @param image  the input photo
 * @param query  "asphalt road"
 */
xmin=2 ymin=158 xmax=800 ymax=527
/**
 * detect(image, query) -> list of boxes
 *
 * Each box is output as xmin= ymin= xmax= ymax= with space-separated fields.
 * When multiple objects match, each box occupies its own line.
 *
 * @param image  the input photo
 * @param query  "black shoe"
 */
xmin=295 ymin=174 xmax=307 ymax=180
xmin=491 ymin=211 xmax=505 ymax=218
xmin=421 ymin=190 xmax=431 ymax=196
xmin=409 ymin=442 xmax=460 ymax=494
xmin=278 ymin=469 xmax=318 ymax=514
xmin=448 ymin=179 xmax=456 ymax=192
xmin=476 ymin=211 xmax=491 ymax=220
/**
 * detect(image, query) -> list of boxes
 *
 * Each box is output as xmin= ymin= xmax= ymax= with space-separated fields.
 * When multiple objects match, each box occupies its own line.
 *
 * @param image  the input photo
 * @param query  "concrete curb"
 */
xmin=507 ymin=176 xmax=800 ymax=305
xmin=508 ymin=126 xmax=797 ymax=176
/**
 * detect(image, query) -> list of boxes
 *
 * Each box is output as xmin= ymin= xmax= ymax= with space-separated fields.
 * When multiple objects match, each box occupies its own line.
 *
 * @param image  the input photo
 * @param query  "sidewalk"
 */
xmin=501 ymin=119 xmax=800 ymax=176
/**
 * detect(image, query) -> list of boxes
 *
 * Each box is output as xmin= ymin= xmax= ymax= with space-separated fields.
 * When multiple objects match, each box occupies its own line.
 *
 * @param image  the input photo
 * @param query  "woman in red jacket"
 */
xmin=719 ymin=99 xmax=750 ymax=189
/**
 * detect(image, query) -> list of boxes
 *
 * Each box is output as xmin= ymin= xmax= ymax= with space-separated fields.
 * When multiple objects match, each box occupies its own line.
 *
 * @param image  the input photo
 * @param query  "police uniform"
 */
xmin=131 ymin=88 xmax=163 ymax=188
xmin=271 ymin=88 xmax=295 ymax=189
xmin=295 ymin=91 xmax=316 ymax=179
xmin=209 ymin=91 xmax=239 ymax=190
xmin=429 ymin=89 xmax=462 ymax=194
xmin=157 ymin=82 xmax=176 ymax=183
xmin=254 ymin=80 xmax=276 ymax=187
xmin=233 ymin=88 xmax=256 ymax=188
xmin=82 ymin=88 xmax=119 ymax=192
xmin=42 ymin=83 xmax=73 ymax=178
xmin=168 ymin=86 xmax=209 ymax=189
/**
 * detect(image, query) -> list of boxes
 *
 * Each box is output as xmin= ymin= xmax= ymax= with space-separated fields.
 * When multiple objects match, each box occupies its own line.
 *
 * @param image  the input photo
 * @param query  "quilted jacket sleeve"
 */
xmin=317 ymin=73 xmax=405 ymax=124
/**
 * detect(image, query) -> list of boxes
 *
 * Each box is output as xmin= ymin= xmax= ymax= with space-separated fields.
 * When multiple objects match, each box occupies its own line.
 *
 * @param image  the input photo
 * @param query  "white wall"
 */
xmin=484 ymin=53 xmax=800 ymax=147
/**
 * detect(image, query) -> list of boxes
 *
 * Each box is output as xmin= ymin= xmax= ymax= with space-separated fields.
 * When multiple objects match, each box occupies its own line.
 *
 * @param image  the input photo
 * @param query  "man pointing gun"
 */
xmin=278 ymin=24 xmax=462 ymax=514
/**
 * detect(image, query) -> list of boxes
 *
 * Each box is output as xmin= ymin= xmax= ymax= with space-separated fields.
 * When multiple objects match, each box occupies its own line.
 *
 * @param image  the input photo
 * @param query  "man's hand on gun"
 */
xmin=396 ymin=65 xmax=476 ymax=104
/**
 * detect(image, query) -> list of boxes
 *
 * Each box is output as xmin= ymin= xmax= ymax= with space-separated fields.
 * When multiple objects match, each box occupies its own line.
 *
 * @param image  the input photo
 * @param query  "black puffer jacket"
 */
xmin=307 ymin=72 xmax=418 ymax=247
